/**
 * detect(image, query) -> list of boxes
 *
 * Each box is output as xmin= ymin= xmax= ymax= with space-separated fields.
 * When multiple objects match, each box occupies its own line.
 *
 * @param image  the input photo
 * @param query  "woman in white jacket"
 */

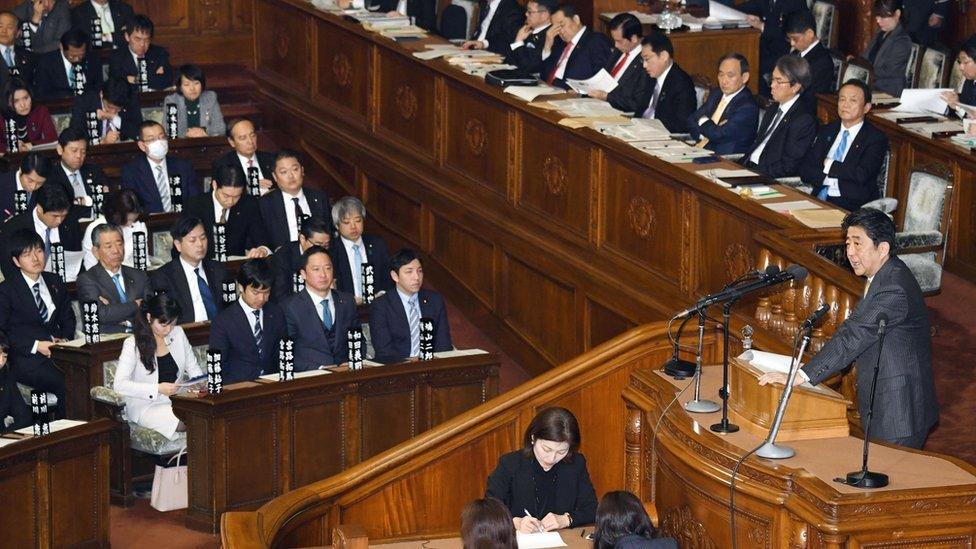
xmin=113 ymin=292 xmax=202 ymax=440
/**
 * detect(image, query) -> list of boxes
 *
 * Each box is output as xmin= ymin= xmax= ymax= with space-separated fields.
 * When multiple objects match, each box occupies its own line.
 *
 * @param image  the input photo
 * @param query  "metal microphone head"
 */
xmin=783 ymin=264 xmax=808 ymax=283
xmin=877 ymin=313 xmax=889 ymax=329
xmin=763 ymin=265 xmax=781 ymax=277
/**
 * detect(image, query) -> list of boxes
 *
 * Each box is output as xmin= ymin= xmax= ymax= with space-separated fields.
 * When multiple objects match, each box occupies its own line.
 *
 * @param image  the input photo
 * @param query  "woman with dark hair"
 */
xmin=162 ymin=64 xmax=226 ymax=138
xmin=864 ymin=0 xmax=913 ymax=95
xmin=82 ymin=189 xmax=148 ymax=269
xmin=486 ymin=407 xmax=597 ymax=533
xmin=0 ymin=77 xmax=57 ymax=154
xmin=0 ymin=331 xmax=32 ymax=434
xmin=461 ymin=498 xmax=518 ymax=549
xmin=113 ymin=293 xmax=203 ymax=440
xmin=592 ymin=492 xmax=677 ymax=549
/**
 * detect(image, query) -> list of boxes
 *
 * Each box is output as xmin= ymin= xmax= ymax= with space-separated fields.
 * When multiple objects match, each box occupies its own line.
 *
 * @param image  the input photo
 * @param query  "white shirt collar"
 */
xmin=21 ymin=270 xmax=42 ymax=288
xmin=397 ymin=287 xmax=417 ymax=308
xmin=211 ymin=192 xmax=228 ymax=219
xmin=723 ymin=86 xmax=745 ymax=101
xmin=532 ymin=23 xmax=550 ymax=34
xmin=799 ymin=41 xmax=818 ymax=58
xmin=32 ymin=207 xmax=53 ymax=237
xmin=179 ymin=256 xmax=202 ymax=276
xmin=238 ymin=297 xmax=260 ymax=317
xmin=102 ymin=264 xmax=122 ymax=278
xmin=61 ymin=162 xmax=77 ymax=178
xmin=840 ymin=119 xmax=865 ymax=134
xmin=656 ymin=62 xmax=674 ymax=88
xmin=569 ymin=26 xmax=586 ymax=46
xmin=14 ymin=168 xmax=24 ymax=192
xmin=281 ymin=187 xmax=305 ymax=200
xmin=306 ymin=286 xmax=332 ymax=304
xmin=341 ymin=235 xmax=364 ymax=251
xmin=778 ymin=94 xmax=801 ymax=114
xmin=237 ymin=152 xmax=257 ymax=166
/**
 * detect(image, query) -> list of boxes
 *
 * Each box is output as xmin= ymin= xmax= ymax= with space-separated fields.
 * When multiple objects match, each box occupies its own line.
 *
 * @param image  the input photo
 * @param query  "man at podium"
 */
xmin=759 ymin=208 xmax=938 ymax=449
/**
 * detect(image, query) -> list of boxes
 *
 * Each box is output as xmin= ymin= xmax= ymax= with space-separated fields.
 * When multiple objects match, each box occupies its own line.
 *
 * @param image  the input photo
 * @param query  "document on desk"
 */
xmin=762 ymin=200 xmax=820 ymax=212
xmin=516 ymin=531 xmax=567 ymax=549
xmin=704 ymin=1 xmax=751 ymax=27
xmin=596 ymin=119 xmax=671 ymax=141
xmin=504 ymin=85 xmax=564 ymax=102
xmin=433 ymin=348 xmax=489 ymax=359
xmin=55 ymin=332 xmax=128 ymax=348
xmin=791 ymin=208 xmax=847 ymax=229
xmin=545 ymin=98 xmax=626 ymax=117
xmin=0 ymin=437 xmax=22 ymax=448
xmin=565 ymin=69 xmax=619 ymax=95
xmin=16 ymin=419 xmax=86 ymax=435
xmin=895 ymin=89 xmax=952 ymax=114
xmin=704 ymin=168 xmax=757 ymax=178
xmin=414 ymin=46 xmax=463 ymax=60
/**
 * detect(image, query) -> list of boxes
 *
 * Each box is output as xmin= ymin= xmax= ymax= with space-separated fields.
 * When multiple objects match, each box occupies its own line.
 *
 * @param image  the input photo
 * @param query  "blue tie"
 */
xmin=321 ymin=298 xmax=333 ymax=331
xmin=352 ymin=243 xmax=363 ymax=296
xmin=194 ymin=267 xmax=217 ymax=320
xmin=253 ymin=309 xmax=263 ymax=356
xmin=111 ymin=273 xmax=127 ymax=303
xmin=3 ymin=47 xmax=13 ymax=67
xmin=33 ymin=282 xmax=48 ymax=323
xmin=408 ymin=296 xmax=420 ymax=357
xmin=43 ymin=227 xmax=51 ymax=258
xmin=818 ymin=129 xmax=850 ymax=201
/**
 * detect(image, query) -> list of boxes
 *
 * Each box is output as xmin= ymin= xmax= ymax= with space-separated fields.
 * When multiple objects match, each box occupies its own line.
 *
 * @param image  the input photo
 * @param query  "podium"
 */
xmin=728 ymin=357 xmax=850 ymax=441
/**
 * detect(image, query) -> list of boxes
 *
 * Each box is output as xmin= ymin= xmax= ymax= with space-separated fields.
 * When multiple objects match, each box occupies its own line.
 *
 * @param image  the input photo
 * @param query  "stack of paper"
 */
xmin=791 ymin=208 xmax=848 ymax=228
xmin=639 ymin=144 xmax=713 ymax=161
xmin=433 ymin=348 xmax=489 ymax=359
xmin=545 ymin=98 xmax=625 ymax=117
xmin=950 ymin=133 xmax=976 ymax=148
xmin=565 ymin=69 xmax=619 ymax=95
xmin=461 ymin=63 xmax=517 ymax=77
xmin=895 ymin=88 xmax=952 ymax=114
xmin=504 ymin=85 xmax=564 ymax=102
xmin=596 ymin=118 xmax=671 ymax=141
xmin=762 ymin=200 xmax=821 ymax=213
xmin=413 ymin=45 xmax=464 ymax=60
xmin=516 ymin=531 xmax=567 ymax=549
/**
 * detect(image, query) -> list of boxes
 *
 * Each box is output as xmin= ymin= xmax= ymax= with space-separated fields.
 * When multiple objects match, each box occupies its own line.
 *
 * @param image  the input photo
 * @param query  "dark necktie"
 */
xmin=253 ymin=309 xmax=263 ymax=356
xmin=194 ymin=267 xmax=218 ymax=320
xmin=759 ymin=109 xmax=784 ymax=143
xmin=321 ymin=298 xmax=333 ymax=331
xmin=33 ymin=282 xmax=49 ymax=323
xmin=292 ymin=197 xmax=303 ymax=232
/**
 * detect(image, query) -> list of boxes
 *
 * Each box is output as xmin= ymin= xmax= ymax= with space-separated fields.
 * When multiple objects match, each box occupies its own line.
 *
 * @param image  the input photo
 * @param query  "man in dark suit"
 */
xmin=0 ymin=182 xmax=82 ymax=280
xmin=120 ymin=121 xmax=199 ymax=214
xmin=376 ymin=0 xmax=437 ymax=32
xmin=259 ymin=149 xmax=331 ymax=251
xmin=0 ymin=11 xmax=35 ymax=88
xmin=801 ymin=80 xmax=889 ymax=211
xmin=942 ymin=36 xmax=976 ymax=117
xmin=0 ymin=152 xmax=51 ymax=220
xmin=76 ymin=223 xmax=148 ymax=333
xmin=688 ymin=53 xmax=759 ymax=154
xmin=0 ymin=229 xmax=75 ymax=417
xmin=31 ymin=28 xmax=102 ymax=100
xmin=210 ymin=118 xmax=276 ymax=196
xmin=740 ymin=55 xmax=817 ymax=178
xmin=505 ymin=0 xmax=553 ymax=74
xmin=461 ymin=0 xmax=524 ymax=56
xmin=70 ymin=0 xmax=134 ymax=49
xmin=369 ymin=248 xmax=453 ymax=364
xmin=537 ymin=4 xmax=611 ymax=89
xmin=785 ymin=10 xmax=835 ymax=115
xmin=12 ymin=0 xmax=71 ymax=54
xmin=902 ymin=0 xmax=949 ymax=47
xmin=68 ymin=77 xmax=142 ymax=143
xmin=149 ymin=215 xmax=228 ymax=324
xmin=47 ymin=126 xmax=111 ymax=214
xmin=329 ymin=196 xmax=392 ymax=303
xmin=637 ymin=32 xmax=696 ymax=133
xmin=1 ymin=332 xmax=33 ymax=433
xmin=282 ymin=246 xmax=357 ymax=371
xmin=107 ymin=14 xmax=172 ymax=91
xmin=272 ymin=215 xmax=330 ymax=303
xmin=586 ymin=13 xmax=653 ymax=114
xmin=760 ymin=209 xmax=938 ymax=449
xmin=209 ymin=258 xmax=285 ymax=384
xmin=740 ymin=0 xmax=806 ymax=95
xmin=184 ymin=165 xmax=270 ymax=260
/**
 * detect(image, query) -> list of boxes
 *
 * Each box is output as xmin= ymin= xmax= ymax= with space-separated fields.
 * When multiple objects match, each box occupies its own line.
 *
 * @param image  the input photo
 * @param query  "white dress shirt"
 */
xmin=798 ymin=41 xmax=818 ymax=59
xmin=237 ymin=153 xmax=264 ymax=180
xmin=148 ymin=156 xmax=172 ymax=212
xmin=212 ymin=192 xmax=229 ymax=224
xmin=611 ymin=45 xmax=642 ymax=82
xmin=341 ymin=236 xmax=365 ymax=298
xmin=24 ymin=272 xmax=55 ymax=355
xmin=61 ymin=163 xmax=92 ymax=205
xmin=179 ymin=257 xmax=210 ymax=322
xmin=643 ymin=61 xmax=674 ymax=119
xmin=61 ymin=52 xmax=75 ymax=84
xmin=33 ymin=208 xmax=63 ymax=273
xmin=397 ymin=288 xmax=420 ymax=357
xmin=307 ymin=287 xmax=337 ymax=326
xmin=281 ymin=189 xmax=310 ymax=243
xmin=90 ymin=1 xmax=115 ymax=38
xmin=821 ymin=120 xmax=864 ymax=197
xmin=748 ymin=94 xmax=800 ymax=164
xmin=510 ymin=24 xmax=550 ymax=51
xmin=476 ymin=0 xmax=502 ymax=46
xmin=238 ymin=298 xmax=263 ymax=337
xmin=545 ymin=27 xmax=586 ymax=80
xmin=1 ymin=45 xmax=15 ymax=67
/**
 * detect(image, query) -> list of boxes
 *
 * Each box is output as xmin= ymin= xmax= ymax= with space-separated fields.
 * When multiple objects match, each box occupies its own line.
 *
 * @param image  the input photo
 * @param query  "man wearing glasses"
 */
xmin=506 ymin=0 xmax=555 ymax=74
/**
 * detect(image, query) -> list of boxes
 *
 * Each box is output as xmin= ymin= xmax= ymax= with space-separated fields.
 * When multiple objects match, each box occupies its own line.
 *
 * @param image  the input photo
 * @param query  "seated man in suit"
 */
xmin=0 ymin=152 xmax=51 ymax=219
xmin=259 ymin=149 xmax=331 ymax=251
xmin=740 ymin=55 xmax=817 ymax=178
xmin=107 ymin=14 xmax=172 ymax=91
xmin=0 ymin=331 xmax=33 ymax=434
xmin=0 ymin=181 xmax=82 ymax=280
xmin=209 ymin=258 xmax=286 ymax=383
xmin=46 ymin=126 xmax=110 ymax=213
xmin=76 ymin=223 xmax=148 ymax=334
xmin=461 ymin=0 xmax=524 ymax=56
xmin=329 ymin=196 xmax=392 ymax=303
xmin=739 ymin=0 xmax=805 ymax=95
xmin=586 ymin=13 xmax=653 ymax=114
xmin=941 ymin=35 xmax=976 ymax=117
xmin=688 ymin=53 xmax=759 ymax=154
xmin=282 ymin=246 xmax=357 ymax=371
xmin=506 ymin=0 xmax=554 ymax=74
xmin=0 ymin=11 xmax=35 ymax=88
xmin=902 ymin=0 xmax=949 ymax=47
xmin=377 ymin=0 xmax=437 ymax=32
xmin=785 ymin=10 xmax=834 ymax=116
xmin=210 ymin=118 xmax=276 ymax=196
xmin=272 ymin=214 xmax=330 ymax=303
xmin=369 ymin=248 xmax=453 ymax=364
xmin=537 ymin=4 xmax=611 ymax=89
xmin=12 ymin=0 xmax=71 ymax=55
xmin=31 ymin=28 xmax=102 ymax=100
xmin=638 ymin=31 xmax=696 ymax=133
xmin=70 ymin=0 xmax=135 ymax=50
xmin=68 ymin=77 xmax=142 ymax=143
xmin=801 ymin=79 xmax=889 ymax=210
xmin=120 ymin=120 xmax=198 ymax=213
xmin=149 ymin=215 xmax=228 ymax=324
xmin=184 ymin=165 xmax=270 ymax=259
xmin=0 ymin=228 xmax=75 ymax=417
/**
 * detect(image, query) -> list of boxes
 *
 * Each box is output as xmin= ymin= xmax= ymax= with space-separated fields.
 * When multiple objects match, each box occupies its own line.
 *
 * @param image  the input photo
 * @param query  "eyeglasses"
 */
xmin=771 ymin=77 xmax=793 ymax=86
xmin=525 ymin=9 xmax=546 ymax=13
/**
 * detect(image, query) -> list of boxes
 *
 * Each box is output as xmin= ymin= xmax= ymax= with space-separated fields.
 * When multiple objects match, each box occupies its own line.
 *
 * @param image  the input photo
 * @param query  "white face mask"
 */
xmin=147 ymin=139 xmax=168 ymax=160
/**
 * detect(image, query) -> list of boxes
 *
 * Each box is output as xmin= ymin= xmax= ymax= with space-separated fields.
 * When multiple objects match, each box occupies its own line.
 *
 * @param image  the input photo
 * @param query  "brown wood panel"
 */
xmin=313 ymin=19 xmax=371 ymax=122
xmin=225 ymin=411 xmax=280 ymax=508
xmin=586 ymin=297 xmax=637 ymax=351
xmin=429 ymin=382 xmax=487 ymax=427
xmin=697 ymin=200 xmax=765 ymax=297
xmin=429 ymin=213 xmax=494 ymax=308
xmin=367 ymin=178 xmax=423 ymax=246
xmin=50 ymin=451 xmax=102 ymax=547
xmin=130 ymin=0 xmax=191 ymax=32
xmin=444 ymin=82 xmax=511 ymax=196
xmin=0 ymin=469 xmax=37 ymax=548
xmin=292 ymin=398 xmax=347 ymax=486
xmin=254 ymin=0 xmax=310 ymax=95
xmin=377 ymin=52 xmax=437 ymax=157
xmin=501 ymin=254 xmax=578 ymax=364
xmin=361 ymin=390 xmax=417 ymax=459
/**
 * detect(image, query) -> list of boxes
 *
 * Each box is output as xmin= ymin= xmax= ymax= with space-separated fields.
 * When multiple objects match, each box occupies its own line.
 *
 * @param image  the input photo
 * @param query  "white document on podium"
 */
xmin=516 ymin=531 xmax=567 ymax=549
xmin=895 ymin=88 xmax=952 ymax=114
xmin=565 ymin=69 xmax=619 ymax=95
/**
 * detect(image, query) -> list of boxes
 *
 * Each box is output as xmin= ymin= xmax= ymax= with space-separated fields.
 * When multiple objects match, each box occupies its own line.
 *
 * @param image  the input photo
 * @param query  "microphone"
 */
xmin=800 ymin=303 xmax=830 ymax=330
xmin=877 ymin=313 xmax=888 ymax=334
xmin=677 ymin=264 xmax=808 ymax=318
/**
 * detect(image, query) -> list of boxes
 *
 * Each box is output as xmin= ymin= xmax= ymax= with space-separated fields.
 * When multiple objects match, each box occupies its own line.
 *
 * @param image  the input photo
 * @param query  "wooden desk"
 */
xmin=0 ymin=419 xmax=113 ymax=548
xmin=172 ymin=353 xmax=500 ymax=534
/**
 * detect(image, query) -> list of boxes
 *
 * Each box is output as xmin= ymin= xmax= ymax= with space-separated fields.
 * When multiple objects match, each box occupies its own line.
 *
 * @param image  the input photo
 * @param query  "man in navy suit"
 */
xmin=107 ymin=14 xmax=172 ymax=91
xmin=259 ymin=149 xmax=331 ymax=251
xmin=31 ymin=28 xmax=103 ymax=100
xmin=587 ymin=13 xmax=653 ymax=114
xmin=638 ymin=32 xmax=696 ymax=133
xmin=0 ymin=11 xmax=35 ymax=88
xmin=272 ymin=215 xmax=330 ymax=303
xmin=801 ymin=80 xmax=889 ymax=211
xmin=149 ymin=215 xmax=229 ymax=324
xmin=785 ymin=10 xmax=835 ymax=116
xmin=70 ymin=0 xmax=135 ymax=50
xmin=0 ymin=153 xmax=51 ymax=220
xmin=120 ymin=121 xmax=199 ymax=214
xmin=0 ymin=229 xmax=75 ymax=417
xmin=461 ymin=0 xmax=524 ymax=56
xmin=210 ymin=118 xmax=277 ymax=197
xmin=740 ymin=55 xmax=817 ymax=178
xmin=537 ymin=4 xmax=611 ymax=89
xmin=209 ymin=258 xmax=285 ymax=383
xmin=505 ymin=0 xmax=554 ymax=74
xmin=46 ymin=126 xmax=111 ymax=215
xmin=68 ymin=77 xmax=142 ymax=143
xmin=0 ymin=182 xmax=82 ymax=280
xmin=739 ymin=0 xmax=806 ymax=95
xmin=369 ymin=248 xmax=453 ymax=364
xmin=184 ymin=165 xmax=270 ymax=260
xmin=329 ymin=196 xmax=392 ymax=303
xmin=282 ymin=246 xmax=357 ymax=371
xmin=688 ymin=53 xmax=759 ymax=155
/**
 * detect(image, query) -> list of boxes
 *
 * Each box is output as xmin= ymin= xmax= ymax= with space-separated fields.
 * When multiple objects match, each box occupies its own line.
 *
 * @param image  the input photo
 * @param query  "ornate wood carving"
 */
xmin=395 ymin=85 xmax=418 ymax=121
xmin=627 ymin=196 xmax=656 ymax=239
xmin=332 ymin=53 xmax=352 ymax=88
xmin=660 ymin=505 xmax=718 ymax=549
xmin=465 ymin=118 xmax=487 ymax=157
xmin=724 ymin=243 xmax=754 ymax=280
xmin=542 ymin=156 xmax=567 ymax=196
xmin=625 ymin=405 xmax=642 ymax=496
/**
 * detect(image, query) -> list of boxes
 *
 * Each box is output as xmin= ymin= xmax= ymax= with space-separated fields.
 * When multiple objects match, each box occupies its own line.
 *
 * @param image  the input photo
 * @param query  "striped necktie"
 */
xmin=33 ymin=282 xmax=49 ymax=323
xmin=408 ymin=296 xmax=420 ymax=357
xmin=253 ymin=309 xmax=263 ymax=355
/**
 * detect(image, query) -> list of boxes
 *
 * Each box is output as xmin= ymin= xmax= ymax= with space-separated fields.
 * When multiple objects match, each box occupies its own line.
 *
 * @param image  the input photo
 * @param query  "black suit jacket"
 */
xmin=801 ymin=120 xmax=889 ymax=211
xmin=0 ymin=271 xmax=75 ymax=369
xmin=506 ymin=25 xmax=549 ymax=73
xmin=605 ymin=50 xmax=654 ymax=114
xmin=75 ymin=263 xmax=149 ymax=333
xmin=797 ymin=42 xmax=834 ymax=115
xmin=0 ymin=367 xmax=32 ymax=433
xmin=183 ymin=192 xmax=269 ymax=257
xmin=959 ymin=79 xmax=976 ymax=108
xmin=68 ymin=88 xmax=143 ymax=142
xmin=687 ymin=87 xmax=759 ymax=154
xmin=119 ymin=155 xmax=199 ymax=214
xmin=209 ymin=300 xmax=286 ymax=383
xmin=149 ymin=258 xmax=229 ymax=324
xmin=271 ymin=241 xmax=303 ymax=303
xmin=486 ymin=450 xmax=598 ymax=526
xmin=46 ymin=161 xmax=111 ymax=207
xmin=740 ymin=99 xmax=817 ymax=178
xmin=258 ymin=188 xmax=331 ymax=251
xmin=0 ymin=169 xmax=35 ymax=219
xmin=0 ymin=208 xmax=83 ymax=280
xmin=70 ymin=0 xmax=135 ymax=48
xmin=473 ymin=0 xmax=524 ymax=56
xmin=802 ymin=256 xmax=938 ymax=444
xmin=369 ymin=288 xmax=453 ymax=363
xmin=739 ymin=0 xmax=806 ymax=76
xmin=377 ymin=0 xmax=436 ymax=31
xmin=211 ymin=150 xmax=277 ymax=189
xmin=32 ymin=48 xmax=103 ymax=100
xmin=108 ymin=44 xmax=173 ymax=91
xmin=538 ymin=28 xmax=612 ymax=89
xmin=0 ymin=45 xmax=35 ymax=89
xmin=642 ymin=63 xmax=697 ymax=133
xmin=282 ymin=288 xmax=357 ymax=371
xmin=328 ymin=235 xmax=393 ymax=297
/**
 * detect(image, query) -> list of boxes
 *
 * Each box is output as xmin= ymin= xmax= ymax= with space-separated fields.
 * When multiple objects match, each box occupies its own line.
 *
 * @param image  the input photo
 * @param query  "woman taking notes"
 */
xmin=486 ymin=407 xmax=597 ymax=533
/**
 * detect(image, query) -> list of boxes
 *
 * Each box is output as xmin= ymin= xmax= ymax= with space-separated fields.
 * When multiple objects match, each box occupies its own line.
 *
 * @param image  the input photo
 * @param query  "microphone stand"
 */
xmin=663 ymin=313 xmax=697 ymax=379
xmin=710 ymin=299 xmax=740 ymax=433
xmin=843 ymin=321 xmax=890 ymax=488
xmin=755 ymin=327 xmax=811 ymax=459
xmin=684 ymin=308 xmax=720 ymax=414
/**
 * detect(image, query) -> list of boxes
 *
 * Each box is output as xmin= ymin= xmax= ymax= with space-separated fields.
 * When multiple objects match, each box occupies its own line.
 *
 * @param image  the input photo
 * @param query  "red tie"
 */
xmin=610 ymin=53 xmax=629 ymax=78
xmin=546 ymin=42 xmax=575 ymax=85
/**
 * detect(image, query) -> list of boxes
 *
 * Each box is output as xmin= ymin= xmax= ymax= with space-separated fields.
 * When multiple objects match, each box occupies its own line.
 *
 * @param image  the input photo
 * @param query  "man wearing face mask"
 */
xmin=68 ymin=77 xmax=141 ymax=143
xmin=120 ymin=120 xmax=198 ymax=214
xmin=183 ymin=165 xmax=271 ymax=259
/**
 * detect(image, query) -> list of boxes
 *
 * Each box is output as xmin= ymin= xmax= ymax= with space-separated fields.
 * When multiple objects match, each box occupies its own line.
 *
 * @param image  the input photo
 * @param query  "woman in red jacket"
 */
xmin=0 ymin=77 xmax=57 ymax=154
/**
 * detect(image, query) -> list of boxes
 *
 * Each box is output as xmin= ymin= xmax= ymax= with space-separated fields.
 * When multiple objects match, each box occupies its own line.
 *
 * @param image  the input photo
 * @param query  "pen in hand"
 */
xmin=523 ymin=509 xmax=545 ymax=533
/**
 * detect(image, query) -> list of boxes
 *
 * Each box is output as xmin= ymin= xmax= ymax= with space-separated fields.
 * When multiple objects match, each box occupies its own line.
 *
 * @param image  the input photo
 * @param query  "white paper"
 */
xmin=705 ymin=168 xmax=757 ymax=178
xmin=516 ymin=531 xmax=567 ymax=549
xmin=545 ymin=97 xmax=626 ymax=117
xmin=54 ymin=332 xmax=128 ymax=348
xmin=258 ymin=369 xmax=331 ymax=382
xmin=433 ymin=348 xmax=488 ymax=359
xmin=46 ymin=250 xmax=84 ymax=283
xmin=597 ymin=119 xmax=671 ymax=141
xmin=0 ymin=438 xmax=23 ymax=448
xmin=705 ymin=1 xmax=751 ymax=26
xmin=414 ymin=47 xmax=462 ymax=60
xmin=739 ymin=350 xmax=797 ymax=373
xmin=895 ymin=88 xmax=952 ymax=114
xmin=504 ymin=85 xmax=564 ymax=102
xmin=762 ymin=200 xmax=822 ymax=212
xmin=15 ymin=419 xmax=86 ymax=435
xmin=565 ymin=69 xmax=619 ymax=95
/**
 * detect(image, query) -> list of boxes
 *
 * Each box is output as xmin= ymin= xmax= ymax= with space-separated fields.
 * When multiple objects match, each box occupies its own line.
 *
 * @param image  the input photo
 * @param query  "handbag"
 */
xmin=150 ymin=447 xmax=188 ymax=512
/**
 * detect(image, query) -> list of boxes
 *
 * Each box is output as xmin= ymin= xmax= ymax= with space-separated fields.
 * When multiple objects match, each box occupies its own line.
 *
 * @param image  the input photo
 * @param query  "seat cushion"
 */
xmin=900 ymin=252 xmax=942 ymax=293
xmin=130 ymin=423 xmax=186 ymax=454
xmin=896 ymin=230 xmax=942 ymax=249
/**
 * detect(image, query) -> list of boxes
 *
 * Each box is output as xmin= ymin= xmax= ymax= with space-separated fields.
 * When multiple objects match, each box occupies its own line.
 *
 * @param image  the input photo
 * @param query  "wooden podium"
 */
xmin=728 ymin=356 xmax=850 ymax=441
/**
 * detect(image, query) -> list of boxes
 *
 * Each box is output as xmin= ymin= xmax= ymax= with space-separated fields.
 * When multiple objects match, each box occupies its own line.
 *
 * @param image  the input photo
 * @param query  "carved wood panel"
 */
xmin=501 ymin=253 xmax=578 ymax=364
xmin=292 ymin=398 xmax=346 ymax=487
xmin=444 ymin=82 xmax=510 ymax=196
xmin=430 ymin=382 xmax=488 ymax=427
xmin=225 ymin=411 xmax=280 ymax=507
xmin=587 ymin=297 xmax=637 ymax=351
xmin=377 ymin=52 xmax=436 ymax=157
xmin=50 ymin=451 xmax=102 ymax=547
xmin=255 ymin=0 xmax=310 ymax=95
xmin=361 ymin=390 xmax=417 ymax=460
xmin=314 ymin=20 xmax=370 ymax=121
xmin=0 ymin=471 xmax=37 ymax=547
xmin=430 ymin=213 xmax=494 ymax=308
xmin=367 ymin=178 xmax=423 ymax=246
xmin=129 ymin=0 xmax=191 ymax=31
xmin=697 ymin=201 xmax=765 ymax=297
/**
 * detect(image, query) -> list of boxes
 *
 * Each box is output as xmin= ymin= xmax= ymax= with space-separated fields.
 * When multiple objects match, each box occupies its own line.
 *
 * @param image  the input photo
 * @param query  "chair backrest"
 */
xmin=904 ymin=169 xmax=950 ymax=235
xmin=904 ymin=42 xmax=922 ymax=89
xmin=53 ymin=112 xmax=72 ymax=134
xmin=841 ymin=58 xmax=873 ymax=87
xmin=812 ymin=0 xmax=838 ymax=50
xmin=439 ymin=4 xmax=468 ymax=41
xmin=876 ymin=150 xmax=891 ymax=198
xmin=142 ymin=106 xmax=165 ymax=125
xmin=829 ymin=49 xmax=845 ymax=90
xmin=103 ymin=344 xmax=210 ymax=390
xmin=948 ymin=55 xmax=965 ymax=92
xmin=917 ymin=47 xmax=949 ymax=89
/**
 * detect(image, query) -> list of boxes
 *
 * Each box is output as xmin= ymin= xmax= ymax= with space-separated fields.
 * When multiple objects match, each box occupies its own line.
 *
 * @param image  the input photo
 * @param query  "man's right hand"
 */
xmin=36 ymin=340 xmax=55 ymax=357
xmin=515 ymin=24 xmax=532 ymax=42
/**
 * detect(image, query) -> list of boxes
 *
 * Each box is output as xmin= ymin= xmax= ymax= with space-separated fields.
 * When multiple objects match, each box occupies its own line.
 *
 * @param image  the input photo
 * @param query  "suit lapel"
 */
xmin=170 ymin=260 xmax=193 ymax=311
xmin=94 ymin=266 xmax=120 ymax=304
xmin=16 ymin=274 xmax=42 ymax=323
